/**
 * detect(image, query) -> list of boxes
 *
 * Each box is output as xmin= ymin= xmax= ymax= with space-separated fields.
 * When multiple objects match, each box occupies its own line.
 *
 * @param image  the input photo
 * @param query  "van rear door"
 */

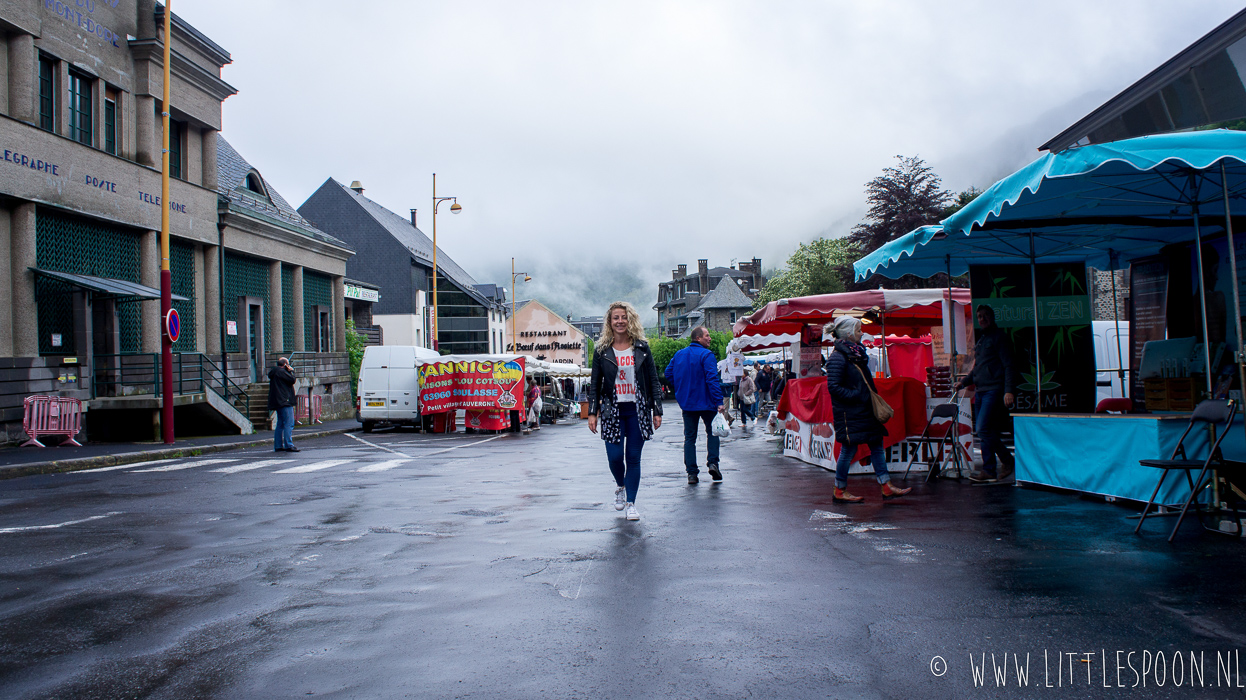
xmin=389 ymin=346 xmax=419 ymax=422
xmin=359 ymin=347 xmax=390 ymax=421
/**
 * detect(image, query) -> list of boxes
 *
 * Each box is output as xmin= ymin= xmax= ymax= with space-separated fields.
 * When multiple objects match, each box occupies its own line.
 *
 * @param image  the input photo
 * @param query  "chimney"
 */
xmin=349 ymin=180 xmax=364 ymax=193
xmin=698 ymin=259 xmax=708 ymax=276
xmin=678 ymin=264 xmax=687 ymax=277
xmin=672 ymin=270 xmax=679 ymax=280
xmin=410 ymin=209 xmax=418 ymax=227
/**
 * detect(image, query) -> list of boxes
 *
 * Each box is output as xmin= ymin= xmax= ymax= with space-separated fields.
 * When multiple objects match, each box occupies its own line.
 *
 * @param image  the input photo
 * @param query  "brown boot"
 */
xmin=833 ymin=488 xmax=864 ymax=503
xmin=881 ymin=482 xmax=911 ymax=499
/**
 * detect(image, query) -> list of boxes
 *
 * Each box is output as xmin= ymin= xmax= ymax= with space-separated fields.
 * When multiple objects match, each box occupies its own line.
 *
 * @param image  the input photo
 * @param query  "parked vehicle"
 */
xmin=357 ymin=345 xmax=441 ymax=432
xmin=1093 ymin=320 xmax=1130 ymax=405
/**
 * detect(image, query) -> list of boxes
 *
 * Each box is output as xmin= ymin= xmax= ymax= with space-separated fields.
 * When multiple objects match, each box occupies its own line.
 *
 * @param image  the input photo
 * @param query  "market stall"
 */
xmin=775 ymin=376 xmax=967 ymax=472
xmin=414 ymin=354 xmax=527 ymax=432
xmin=735 ymin=289 xmax=974 ymax=473
xmin=853 ymin=130 xmax=1246 ymax=505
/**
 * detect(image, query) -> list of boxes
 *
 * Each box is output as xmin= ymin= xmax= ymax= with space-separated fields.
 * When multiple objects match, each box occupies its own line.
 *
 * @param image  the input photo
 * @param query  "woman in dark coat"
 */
xmin=588 ymin=301 xmax=664 ymax=522
xmin=824 ymin=317 xmax=910 ymax=503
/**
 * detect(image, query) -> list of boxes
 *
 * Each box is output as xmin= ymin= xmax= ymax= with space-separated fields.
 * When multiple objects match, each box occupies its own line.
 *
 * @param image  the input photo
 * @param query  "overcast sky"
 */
xmin=184 ymin=1 xmax=1244 ymax=322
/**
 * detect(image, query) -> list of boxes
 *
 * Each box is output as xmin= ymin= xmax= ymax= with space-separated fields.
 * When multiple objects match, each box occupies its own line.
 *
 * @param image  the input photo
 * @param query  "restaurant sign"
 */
xmin=344 ymin=284 xmax=380 ymax=302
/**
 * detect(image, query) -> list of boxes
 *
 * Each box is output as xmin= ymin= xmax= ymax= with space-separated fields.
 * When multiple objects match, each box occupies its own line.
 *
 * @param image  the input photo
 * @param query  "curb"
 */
xmin=0 ymin=426 xmax=360 ymax=481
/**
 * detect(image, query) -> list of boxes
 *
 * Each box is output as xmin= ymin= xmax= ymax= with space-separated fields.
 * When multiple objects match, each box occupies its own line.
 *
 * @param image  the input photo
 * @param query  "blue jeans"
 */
xmin=740 ymin=398 xmax=757 ymax=421
xmin=274 ymin=405 xmax=295 ymax=450
xmin=974 ymin=389 xmax=1014 ymax=475
xmin=835 ymin=439 xmax=890 ymax=489
xmin=605 ymin=402 xmax=644 ymax=503
xmin=682 ymin=410 xmax=720 ymax=475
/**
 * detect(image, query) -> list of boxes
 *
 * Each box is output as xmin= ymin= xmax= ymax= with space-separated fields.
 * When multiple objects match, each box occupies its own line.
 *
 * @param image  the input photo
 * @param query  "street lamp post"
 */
xmin=511 ymin=258 xmax=531 ymax=353
xmin=159 ymin=1 xmax=174 ymax=443
xmin=430 ymin=173 xmax=461 ymax=351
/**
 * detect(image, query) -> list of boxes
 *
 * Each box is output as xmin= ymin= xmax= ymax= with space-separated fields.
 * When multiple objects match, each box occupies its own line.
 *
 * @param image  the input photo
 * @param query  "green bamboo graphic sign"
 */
xmin=969 ymin=263 xmax=1096 ymax=413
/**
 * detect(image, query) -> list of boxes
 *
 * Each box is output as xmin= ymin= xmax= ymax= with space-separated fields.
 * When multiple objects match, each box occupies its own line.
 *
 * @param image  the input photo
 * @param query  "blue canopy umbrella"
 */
xmin=854 ymin=130 xmax=1246 ymax=403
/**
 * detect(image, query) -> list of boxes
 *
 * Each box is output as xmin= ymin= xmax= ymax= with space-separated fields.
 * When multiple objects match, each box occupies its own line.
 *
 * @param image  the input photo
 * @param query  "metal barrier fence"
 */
xmin=22 ymin=396 xmax=84 ymax=447
xmin=295 ymin=394 xmax=323 ymax=425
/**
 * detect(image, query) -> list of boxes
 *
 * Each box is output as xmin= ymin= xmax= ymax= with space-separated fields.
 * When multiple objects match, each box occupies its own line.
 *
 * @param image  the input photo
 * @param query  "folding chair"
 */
xmin=1135 ymin=398 xmax=1242 ymax=542
xmin=904 ymin=391 xmax=969 ymax=482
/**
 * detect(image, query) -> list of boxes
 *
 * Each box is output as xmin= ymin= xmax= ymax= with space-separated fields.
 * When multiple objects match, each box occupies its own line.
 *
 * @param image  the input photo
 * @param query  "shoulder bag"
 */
xmin=852 ymin=364 xmax=894 ymax=423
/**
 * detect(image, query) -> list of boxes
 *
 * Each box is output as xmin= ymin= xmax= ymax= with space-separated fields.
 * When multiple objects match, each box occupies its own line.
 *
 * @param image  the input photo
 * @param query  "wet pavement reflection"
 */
xmin=0 ymin=413 xmax=1244 ymax=698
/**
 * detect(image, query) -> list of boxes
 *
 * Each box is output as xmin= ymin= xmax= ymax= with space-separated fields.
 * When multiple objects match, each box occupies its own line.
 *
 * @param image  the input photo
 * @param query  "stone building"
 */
xmin=694 ymin=276 xmax=758 ymax=334
xmin=0 ymin=2 xmax=353 ymax=442
xmin=298 ymin=179 xmax=507 ymax=354
xmin=654 ymin=258 xmax=764 ymax=337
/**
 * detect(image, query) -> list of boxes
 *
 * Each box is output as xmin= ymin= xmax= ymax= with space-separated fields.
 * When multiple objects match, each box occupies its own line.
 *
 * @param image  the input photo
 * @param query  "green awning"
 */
xmin=31 ymin=268 xmax=189 ymax=301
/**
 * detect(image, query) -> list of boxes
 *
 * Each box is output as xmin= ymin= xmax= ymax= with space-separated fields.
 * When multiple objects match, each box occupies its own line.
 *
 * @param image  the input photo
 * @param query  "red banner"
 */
xmin=416 ymin=355 xmax=527 ymax=414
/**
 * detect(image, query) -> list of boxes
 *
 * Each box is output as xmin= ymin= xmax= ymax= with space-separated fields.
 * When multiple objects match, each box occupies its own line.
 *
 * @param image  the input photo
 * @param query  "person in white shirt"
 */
xmin=587 ymin=302 xmax=663 ymax=522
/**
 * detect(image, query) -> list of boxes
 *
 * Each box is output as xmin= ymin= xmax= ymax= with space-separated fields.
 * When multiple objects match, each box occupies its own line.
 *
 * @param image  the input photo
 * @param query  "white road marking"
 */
xmin=345 ymin=433 xmax=407 ymax=456
xmin=131 ymin=459 xmax=236 ymax=473
xmin=87 ymin=457 xmax=187 ymax=473
xmin=356 ymin=459 xmax=409 ymax=473
xmin=274 ymin=459 xmax=353 ymax=474
xmin=0 ymin=511 xmax=123 ymax=534
xmin=210 ymin=459 xmax=293 ymax=474
xmin=421 ymin=434 xmax=506 ymax=457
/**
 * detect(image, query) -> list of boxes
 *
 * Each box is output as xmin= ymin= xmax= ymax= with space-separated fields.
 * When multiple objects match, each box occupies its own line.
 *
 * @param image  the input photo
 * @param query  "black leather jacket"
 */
xmin=588 ymin=340 xmax=663 ymax=417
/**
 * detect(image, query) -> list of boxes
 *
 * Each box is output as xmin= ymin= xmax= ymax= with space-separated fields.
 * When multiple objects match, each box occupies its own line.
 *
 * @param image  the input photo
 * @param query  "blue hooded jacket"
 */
xmin=664 ymin=342 xmax=723 ymax=412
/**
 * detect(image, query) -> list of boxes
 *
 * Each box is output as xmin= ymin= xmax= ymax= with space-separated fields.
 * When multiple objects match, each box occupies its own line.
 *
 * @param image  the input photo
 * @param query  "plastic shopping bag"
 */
xmin=711 ymin=412 xmax=731 ymax=437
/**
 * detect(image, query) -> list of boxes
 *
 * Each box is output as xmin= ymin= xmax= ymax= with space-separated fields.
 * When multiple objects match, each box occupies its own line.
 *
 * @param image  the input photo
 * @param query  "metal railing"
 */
xmin=91 ymin=352 xmax=249 ymax=417
xmin=286 ymin=351 xmax=320 ymax=377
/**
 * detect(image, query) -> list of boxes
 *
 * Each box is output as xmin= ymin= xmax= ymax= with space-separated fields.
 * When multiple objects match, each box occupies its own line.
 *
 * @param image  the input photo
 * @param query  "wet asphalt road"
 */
xmin=2 ymin=414 xmax=1246 ymax=699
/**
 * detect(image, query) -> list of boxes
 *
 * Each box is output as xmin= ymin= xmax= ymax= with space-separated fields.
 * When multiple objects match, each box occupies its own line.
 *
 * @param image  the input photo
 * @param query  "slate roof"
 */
xmin=331 ymin=180 xmax=484 ymax=302
xmin=697 ymin=276 xmax=756 ymax=310
xmin=473 ymin=283 xmax=507 ymax=302
xmin=216 ymin=136 xmax=349 ymax=249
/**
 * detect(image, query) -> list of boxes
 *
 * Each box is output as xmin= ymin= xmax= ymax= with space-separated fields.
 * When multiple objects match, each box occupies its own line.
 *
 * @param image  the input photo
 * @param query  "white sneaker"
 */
xmin=614 ymin=487 xmax=626 ymax=511
xmin=625 ymin=503 xmax=639 ymax=521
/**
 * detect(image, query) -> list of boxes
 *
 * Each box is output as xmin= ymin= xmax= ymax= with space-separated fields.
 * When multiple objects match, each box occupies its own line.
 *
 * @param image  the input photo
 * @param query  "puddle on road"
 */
xmin=810 ymin=509 xmax=922 ymax=562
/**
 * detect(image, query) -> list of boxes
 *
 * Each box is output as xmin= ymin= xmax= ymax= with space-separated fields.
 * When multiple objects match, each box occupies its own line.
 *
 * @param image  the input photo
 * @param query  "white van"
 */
xmin=1093 ymin=320 xmax=1130 ymax=405
xmin=357 ymin=345 xmax=441 ymax=432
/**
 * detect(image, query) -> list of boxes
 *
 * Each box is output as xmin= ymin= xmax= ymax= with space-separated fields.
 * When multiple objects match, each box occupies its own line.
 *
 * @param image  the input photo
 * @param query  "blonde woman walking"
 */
xmin=587 ymin=301 xmax=663 ymax=521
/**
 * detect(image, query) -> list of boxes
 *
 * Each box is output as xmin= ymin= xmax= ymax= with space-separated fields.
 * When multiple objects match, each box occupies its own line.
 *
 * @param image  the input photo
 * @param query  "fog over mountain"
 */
xmin=184 ymin=1 xmax=1243 ymax=319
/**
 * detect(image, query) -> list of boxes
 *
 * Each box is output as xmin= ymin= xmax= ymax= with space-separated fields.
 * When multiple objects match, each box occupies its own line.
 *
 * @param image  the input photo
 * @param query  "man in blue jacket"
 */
xmin=666 ymin=326 xmax=725 ymax=484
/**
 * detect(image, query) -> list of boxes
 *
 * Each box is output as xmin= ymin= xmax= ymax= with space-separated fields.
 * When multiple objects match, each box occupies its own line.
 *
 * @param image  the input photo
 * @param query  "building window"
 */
xmin=245 ymin=173 xmax=264 ymax=193
xmin=104 ymin=89 xmax=117 ymax=155
xmin=38 ymin=56 xmax=56 ymax=132
xmin=68 ymin=71 xmax=92 ymax=145
xmin=168 ymin=118 xmax=184 ymax=180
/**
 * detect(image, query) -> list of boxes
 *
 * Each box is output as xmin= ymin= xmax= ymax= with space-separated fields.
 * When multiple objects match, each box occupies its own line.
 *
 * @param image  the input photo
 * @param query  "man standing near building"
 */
xmin=268 ymin=357 xmax=300 ymax=453
xmin=954 ymin=305 xmax=1017 ymax=483
xmin=666 ymin=327 xmax=725 ymax=484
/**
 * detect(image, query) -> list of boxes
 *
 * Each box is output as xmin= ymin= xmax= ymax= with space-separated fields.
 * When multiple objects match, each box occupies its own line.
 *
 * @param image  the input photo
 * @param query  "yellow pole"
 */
xmin=159 ymin=0 xmax=174 ymax=443
xmin=431 ymin=173 xmax=438 ymax=351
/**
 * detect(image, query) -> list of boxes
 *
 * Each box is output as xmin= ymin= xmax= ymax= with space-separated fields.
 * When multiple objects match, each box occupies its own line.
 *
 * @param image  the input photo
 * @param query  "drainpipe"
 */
xmin=217 ymin=199 xmax=228 ymax=392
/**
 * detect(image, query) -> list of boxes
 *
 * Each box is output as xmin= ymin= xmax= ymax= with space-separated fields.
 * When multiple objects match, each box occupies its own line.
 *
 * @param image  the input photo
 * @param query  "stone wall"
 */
xmin=1089 ymin=268 xmax=1129 ymax=321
